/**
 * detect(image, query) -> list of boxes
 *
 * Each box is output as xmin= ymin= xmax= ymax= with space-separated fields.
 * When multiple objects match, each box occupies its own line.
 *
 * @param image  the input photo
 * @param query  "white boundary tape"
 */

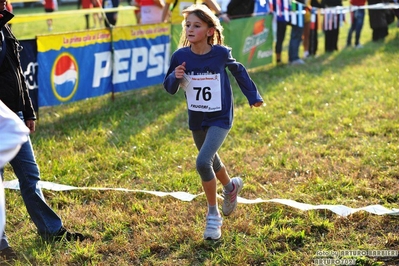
xmin=3 ymin=179 xmax=399 ymax=217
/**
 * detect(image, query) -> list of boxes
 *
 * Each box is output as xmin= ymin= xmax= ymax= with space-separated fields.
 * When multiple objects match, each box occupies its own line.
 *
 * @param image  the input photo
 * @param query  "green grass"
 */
xmin=4 ymin=7 xmax=399 ymax=265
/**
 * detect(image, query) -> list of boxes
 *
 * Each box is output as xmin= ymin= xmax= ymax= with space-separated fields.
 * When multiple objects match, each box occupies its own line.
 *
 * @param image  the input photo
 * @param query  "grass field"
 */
xmin=3 ymin=5 xmax=399 ymax=266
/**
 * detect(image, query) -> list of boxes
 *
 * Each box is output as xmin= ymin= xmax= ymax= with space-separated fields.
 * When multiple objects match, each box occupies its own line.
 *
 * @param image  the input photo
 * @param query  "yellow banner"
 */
xmin=112 ymin=23 xmax=171 ymax=42
xmin=37 ymin=29 xmax=111 ymax=52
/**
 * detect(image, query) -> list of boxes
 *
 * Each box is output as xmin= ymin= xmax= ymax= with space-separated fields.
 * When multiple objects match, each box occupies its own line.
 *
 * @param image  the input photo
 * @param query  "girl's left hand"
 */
xmin=251 ymin=101 xmax=263 ymax=108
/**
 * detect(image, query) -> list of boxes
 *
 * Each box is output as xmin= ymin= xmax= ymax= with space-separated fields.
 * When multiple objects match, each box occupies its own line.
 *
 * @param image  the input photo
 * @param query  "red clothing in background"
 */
xmin=92 ymin=0 xmax=103 ymax=7
xmin=44 ymin=0 xmax=57 ymax=10
xmin=82 ymin=0 xmax=93 ymax=8
xmin=350 ymin=0 xmax=366 ymax=5
xmin=141 ymin=0 xmax=154 ymax=5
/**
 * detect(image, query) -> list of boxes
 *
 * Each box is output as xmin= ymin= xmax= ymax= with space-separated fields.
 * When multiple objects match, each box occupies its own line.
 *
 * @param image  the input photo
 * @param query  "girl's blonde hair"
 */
xmin=178 ymin=4 xmax=225 ymax=48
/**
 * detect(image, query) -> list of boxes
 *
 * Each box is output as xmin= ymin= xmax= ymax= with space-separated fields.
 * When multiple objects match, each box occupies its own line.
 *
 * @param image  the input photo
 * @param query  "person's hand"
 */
xmin=25 ymin=120 xmax=36 ymax=133
xmin=174 ymin=62 xmax=186 ymax=79
xmin=219 ymin=13 xmax=230 ymax=23
xmin=251 ymin=101 xmax=263 ymax=108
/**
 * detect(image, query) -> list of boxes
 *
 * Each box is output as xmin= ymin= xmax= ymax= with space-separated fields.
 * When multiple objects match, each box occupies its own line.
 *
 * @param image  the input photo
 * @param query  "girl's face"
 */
xmin=185 ymin=13 xmax=212 ymax=46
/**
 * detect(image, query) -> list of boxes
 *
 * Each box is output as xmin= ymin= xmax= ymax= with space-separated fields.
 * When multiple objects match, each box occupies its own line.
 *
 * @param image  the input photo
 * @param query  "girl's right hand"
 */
xmin=174 ymin=62 xmax=186 ymax=79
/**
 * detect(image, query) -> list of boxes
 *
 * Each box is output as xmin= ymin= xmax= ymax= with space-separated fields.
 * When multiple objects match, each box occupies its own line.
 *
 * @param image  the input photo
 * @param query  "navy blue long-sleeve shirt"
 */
xmin=163 ymin=45 xmax=263 ymax=131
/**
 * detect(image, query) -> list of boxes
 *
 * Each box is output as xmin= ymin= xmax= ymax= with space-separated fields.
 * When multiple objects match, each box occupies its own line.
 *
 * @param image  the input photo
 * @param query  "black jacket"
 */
xmin=322 ymin=0 xmax=342 ymax=6
xmin=227 ymin=0 xmax=255 ymax=18
xmin=0 ymin=11 xmax=36 ymax=120
xmin=368 ymin=0 xmax=393 ymax=29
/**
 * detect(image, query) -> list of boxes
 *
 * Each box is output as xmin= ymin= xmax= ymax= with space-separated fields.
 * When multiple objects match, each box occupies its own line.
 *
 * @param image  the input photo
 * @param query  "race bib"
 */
xmin=184 ymin=74 xmax=222 ymax=112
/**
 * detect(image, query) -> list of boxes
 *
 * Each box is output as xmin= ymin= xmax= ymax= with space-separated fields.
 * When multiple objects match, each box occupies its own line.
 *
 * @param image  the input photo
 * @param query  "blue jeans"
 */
xmin=289 ymin=24 xmax=304 ymax=62
xmin=0 ymin=112 xmax=62 ymax=249
xmin=346 ymin=9 xmax=365 ymax=46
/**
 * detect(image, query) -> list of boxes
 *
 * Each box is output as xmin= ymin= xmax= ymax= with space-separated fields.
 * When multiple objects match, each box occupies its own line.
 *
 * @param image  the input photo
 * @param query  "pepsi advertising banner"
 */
xmin=20 ymin=39 xmax=39 ymax=112
xmin=37 ymin=24 xmax=171 ymax=107
xmin=111 ymin=24 xmax=171 ymax=93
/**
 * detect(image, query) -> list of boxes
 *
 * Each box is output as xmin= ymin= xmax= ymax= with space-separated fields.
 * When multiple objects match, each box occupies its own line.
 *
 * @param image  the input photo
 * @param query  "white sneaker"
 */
xmin=203 ymin=215 xmax=222 ymax=240
xmin=290 ymin=59 xmax=305 ymax=65
xmin=222 ymin=177 xmax=243 ymax=216
xmin=355 ymin=44 xmax=363 ymax=49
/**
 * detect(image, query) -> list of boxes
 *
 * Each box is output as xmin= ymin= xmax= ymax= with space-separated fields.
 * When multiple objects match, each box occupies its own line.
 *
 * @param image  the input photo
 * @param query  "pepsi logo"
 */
xmin=51 ymin=53 xmax=79 ymax=102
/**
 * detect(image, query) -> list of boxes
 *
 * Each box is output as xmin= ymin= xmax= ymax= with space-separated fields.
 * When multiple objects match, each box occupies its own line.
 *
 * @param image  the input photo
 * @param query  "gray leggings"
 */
xmin=192 ymin=126 xmax=230 ymax=182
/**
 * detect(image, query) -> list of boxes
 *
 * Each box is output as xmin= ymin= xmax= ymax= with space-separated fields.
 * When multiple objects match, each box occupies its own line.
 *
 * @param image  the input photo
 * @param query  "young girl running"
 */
xmin=163 ymin=4 xmax=263 ymax=240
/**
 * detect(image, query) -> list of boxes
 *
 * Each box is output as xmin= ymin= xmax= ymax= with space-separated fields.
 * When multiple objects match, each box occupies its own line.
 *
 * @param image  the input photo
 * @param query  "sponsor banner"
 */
xmin=34 ymin=18 xmax=270 ymax=108
xmin=20 ymin=39 xmax=39 ymax=113
xmin=37 ymin=29 xmax=112 ymax=107
xmin=36 ymin=24 xmax=170 ymax=107
xmin=169 ymin=16 xmax=273 ymax=69
xmin=223 ymin=15 xmax=273 ymax=69
xmin=111 ymin=24 xmax=171 ymax=93
xmin=170 ymin=24 xmax=182 ymax=54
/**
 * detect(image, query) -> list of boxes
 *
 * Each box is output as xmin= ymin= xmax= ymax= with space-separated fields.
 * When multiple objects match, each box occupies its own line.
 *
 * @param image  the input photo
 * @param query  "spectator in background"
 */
xmin=5 ymin=0 xmax=12 ymax=28
xmin=80 ymin=0 xmax=93 ymax=29
xmin=5 ymin=0 xmax=12 ymax=12
xmin=289 ymin=0 xmax=306 ymax=65
xmin=217 ymin=0 xmax=230 ymax=13
xmin=273 ymin=0 xmax=288 ymax=64
xmin=226 ymin=0 xmax=254 ymax=19
xmin=140 ymin=0 xmax=165 ymax=24
xmin=394 ymin=0 xmax=399 ymax=27
xmin=92 ymin=0 xmax=104 ymax=28
xmin=0 ymin=7 xmax=86 ymax=263
xmin=130 ymin=0 xmax=141 ymax=24
xmin=322 ymin=0 xmax=342 ymax=52
xmin=43 ymin=0 xmax=58 ymax=31
xmin=273 ymin=0 xmax=305 ymax=65
xmin=367 ymin=0 xmax=393 ymax=41
xmin=308 ymin=0 xmax=323 ymax=56
xmin=79 ymin=0 xmax=103 ymax=29
xmin=103 ymin=0 xmax=120 ymax=27
xmin=346 ymin=0 xmax=366 ymax=48
xmin=302 ymin=0 xmax=311 ymax=58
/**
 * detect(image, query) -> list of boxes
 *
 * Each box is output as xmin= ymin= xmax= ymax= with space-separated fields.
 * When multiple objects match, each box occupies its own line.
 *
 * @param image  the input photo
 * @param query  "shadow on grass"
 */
xmin=35 ymin=83 xmax=188 ymax=147
xmin=33 ymin=25 xmax=398 ymax=152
